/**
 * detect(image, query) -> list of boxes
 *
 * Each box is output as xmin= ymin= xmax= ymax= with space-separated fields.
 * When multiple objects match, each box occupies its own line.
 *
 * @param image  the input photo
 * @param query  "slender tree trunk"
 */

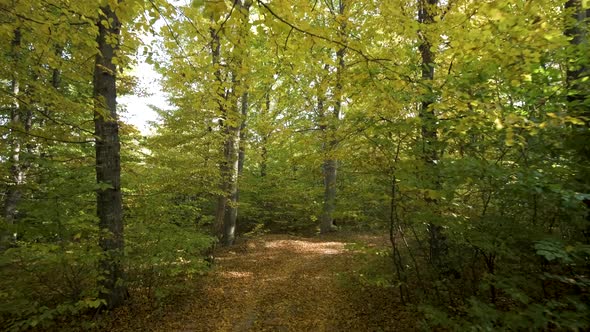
xmin=221 ymin=125 xmax=240 ymax=246
xmin=260 ymin=91 xmax=271 ymax=178
xmin=214 ymin=0 xmax=251 ymax=246
xmin=320 ymin=1 xmax=346 ymax=234
xmin=564 ymin=0 xmax=590 ymax=241
xmin=260 ymin=142 xmax=268 ymax=177
xmin=4 ymin=29 xmax=22 ymax=223
xmin=565 ymin=0 xmax=589 ymax=130
xmin=222 ymin=92 xmax=247 ymax=246
xmin=210 ymin=21 xmax=228 ymax=239
xmin=238 ymin=92 xmax=248 ymax=176
xmin=2 ymin=28 xmax=23 ymax=249
xmin=320 ymin=157 xmax=337 ymax=233
xmin=230 ymin=91 xmax=248 ymax=238
xmin=52 ymin=46 xmax=62 ymax=89
xmin=317 ymin=83 xmax=330 ymax=231
xmin=418 ymin=0 xmax=445 ymax=266
xmin=93 ymin=3 xmax=126 ymax=309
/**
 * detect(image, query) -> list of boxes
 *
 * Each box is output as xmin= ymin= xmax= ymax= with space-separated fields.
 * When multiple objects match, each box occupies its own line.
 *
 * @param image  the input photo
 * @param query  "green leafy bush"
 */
xmin=126 ymin=222 xmax=215 ymax=303
xmin=0 ymin=241 xmax=102 ymax=331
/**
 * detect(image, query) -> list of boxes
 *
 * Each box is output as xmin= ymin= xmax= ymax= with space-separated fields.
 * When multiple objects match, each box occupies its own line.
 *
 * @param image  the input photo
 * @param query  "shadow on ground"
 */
xmin=110 ymin=233 xmax=415 ymax=332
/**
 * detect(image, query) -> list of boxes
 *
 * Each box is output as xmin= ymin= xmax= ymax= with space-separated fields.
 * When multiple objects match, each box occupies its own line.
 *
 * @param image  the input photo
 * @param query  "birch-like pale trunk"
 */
xmin=2 ymin=28 xmax=24 ymax=250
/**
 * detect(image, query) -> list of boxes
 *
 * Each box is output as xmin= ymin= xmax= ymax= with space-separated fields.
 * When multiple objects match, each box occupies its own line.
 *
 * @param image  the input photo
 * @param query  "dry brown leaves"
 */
xmin=109 ymin=233 xmax=417 ymax=331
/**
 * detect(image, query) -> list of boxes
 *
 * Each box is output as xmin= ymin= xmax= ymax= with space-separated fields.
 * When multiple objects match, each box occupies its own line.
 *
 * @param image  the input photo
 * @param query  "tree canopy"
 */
xmin=0 ymin=0 xmax=589 ymax=330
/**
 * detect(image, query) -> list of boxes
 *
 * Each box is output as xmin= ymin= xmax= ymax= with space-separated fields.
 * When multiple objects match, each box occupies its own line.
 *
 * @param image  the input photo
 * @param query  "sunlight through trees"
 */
xmin=0 ymin=0 xmax=588 ymax=330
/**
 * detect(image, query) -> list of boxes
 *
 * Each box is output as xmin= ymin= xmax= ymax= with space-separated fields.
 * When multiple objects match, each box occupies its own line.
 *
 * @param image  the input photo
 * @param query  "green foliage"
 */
xmin=126 ymin=222 xmax=215 ymax=302
xmin=344 ymin=243 xmax=394 ymax=288
xmin=0 ymin=241 xmax=102 ymax=331
xmin=0 ymin=0 xmax=215 ymax=328
xmin=1 ymin=0 xmax=589 ymax=329
xmin=239 ymin=168 xmax=322 ymax=234
xmin=421 ymin=294 xmax=590 ymax=331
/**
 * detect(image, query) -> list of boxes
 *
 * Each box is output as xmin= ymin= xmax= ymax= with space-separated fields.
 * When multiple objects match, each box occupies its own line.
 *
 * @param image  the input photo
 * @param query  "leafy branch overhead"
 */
xmin=0 ymin=0 xmax=589 ymax=330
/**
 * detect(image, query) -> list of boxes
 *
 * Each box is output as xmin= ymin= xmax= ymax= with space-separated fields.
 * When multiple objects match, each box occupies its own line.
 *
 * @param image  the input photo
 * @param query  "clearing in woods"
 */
xmin=111 ymin=233 xmax=414 ymax=331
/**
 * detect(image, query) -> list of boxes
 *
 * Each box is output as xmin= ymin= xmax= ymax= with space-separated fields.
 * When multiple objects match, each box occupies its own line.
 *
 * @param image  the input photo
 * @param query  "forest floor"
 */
xmin=108 ymin=233 xmax=415 ymax=331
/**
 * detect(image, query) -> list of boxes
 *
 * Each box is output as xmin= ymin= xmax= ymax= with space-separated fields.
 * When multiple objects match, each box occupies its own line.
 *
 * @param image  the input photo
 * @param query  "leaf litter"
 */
xmin=109 ymin=233 xmax=416 ymax=331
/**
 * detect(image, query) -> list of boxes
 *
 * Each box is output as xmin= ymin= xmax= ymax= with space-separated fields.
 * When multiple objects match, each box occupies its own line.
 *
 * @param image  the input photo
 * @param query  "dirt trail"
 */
xmin=116 ymin=234 xmax=412 ymax=331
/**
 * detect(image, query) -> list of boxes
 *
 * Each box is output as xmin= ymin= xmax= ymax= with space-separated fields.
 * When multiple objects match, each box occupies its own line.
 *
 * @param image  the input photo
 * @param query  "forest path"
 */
xmin=115 ymin=233 xmax=411 ymax=331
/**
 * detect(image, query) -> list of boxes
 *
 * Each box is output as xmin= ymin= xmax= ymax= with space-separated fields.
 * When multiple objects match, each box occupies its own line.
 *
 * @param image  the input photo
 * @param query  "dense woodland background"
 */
xmin=0 ymin=0 xmax=589 ymax=330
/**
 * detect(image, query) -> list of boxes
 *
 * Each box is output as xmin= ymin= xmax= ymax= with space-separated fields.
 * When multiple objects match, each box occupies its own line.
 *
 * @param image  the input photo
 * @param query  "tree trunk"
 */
xmin=221 ymin=92 xmax=247 ymax=246
xmin=93 ymin=3 xmax=126 ymax=309
xmin=238 ymin=92 xmax=248 ymax=176
xmin=320 ymin=1 xmax=346 ymax=234
xmin=52 ymin=46 xmax=62 ymax=90
xmin=260 ymin=91 xmax=271 ymax=178
xmin=418 ymin=0 xmax=445 ymax=266
xmin=564 ymin=0 xmax=590 ymax=242
xmin=2 ymin=28 xmax=23 ymax=249
xmin=214 ymin=0 xmax=251 ymax=246
xmin=210 ymin=20 xmax=227 ymax=240
xmin=221 ymin=126 xmax=240 ymax=246
xmin=320 ymin=158 xmax=337 ymax=233
xmin=565 ymin=0 xmax=589 ymax=129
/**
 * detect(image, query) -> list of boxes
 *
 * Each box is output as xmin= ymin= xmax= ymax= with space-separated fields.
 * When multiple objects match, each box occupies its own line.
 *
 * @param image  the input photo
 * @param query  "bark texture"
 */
xmin=565 ymin=0 xmax=589 ymax=123
xmin=564 ymin=0 xmax=590 ymax=241
xmin=211 ymin=21 xmax=227 ymax=240
xmin=93 ymin=3 xmax=126 ymax=309
xmin=214 ymin=0 xmax=251 ymax=246
xmin=260 ymin=91 xmax=271 ymax=178
xmin=418 ymin=0 xmax=446 ymax=265
xmin=320 ymin=1 xmax=346 ymax=234
xmin=2 ymin=28 xmax=26 ymax=250
xmin=3 ymin=28 xmax=22 ymax=227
